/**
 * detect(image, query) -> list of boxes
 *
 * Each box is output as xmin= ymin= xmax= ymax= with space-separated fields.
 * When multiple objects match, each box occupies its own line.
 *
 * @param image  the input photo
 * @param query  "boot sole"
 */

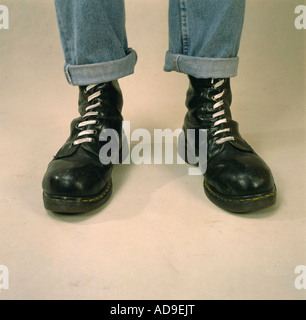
xmin=204 ymin=180 xmax=277 ymax=213
xmin=43 ymin=179 xmax=112 ymax=214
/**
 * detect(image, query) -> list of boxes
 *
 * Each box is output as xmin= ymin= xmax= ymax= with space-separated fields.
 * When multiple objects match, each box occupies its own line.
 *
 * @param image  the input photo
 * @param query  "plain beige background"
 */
xmin=0 ymin=0 xmax=305 ymax=300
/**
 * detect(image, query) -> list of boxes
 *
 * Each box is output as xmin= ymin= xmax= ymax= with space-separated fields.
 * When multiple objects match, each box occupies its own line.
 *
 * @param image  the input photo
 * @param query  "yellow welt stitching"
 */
xmin=204 ymin=180 xmax=276 ymax=203
xmin=47 ymin=180 xmax=112 ymax=204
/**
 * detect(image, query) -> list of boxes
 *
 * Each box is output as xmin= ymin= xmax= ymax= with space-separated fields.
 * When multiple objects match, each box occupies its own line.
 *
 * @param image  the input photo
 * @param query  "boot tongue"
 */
xmin=188 ymin=76 xmax=226 ymax=87
xmin=188 ymin=75 xmax=213 ymax=89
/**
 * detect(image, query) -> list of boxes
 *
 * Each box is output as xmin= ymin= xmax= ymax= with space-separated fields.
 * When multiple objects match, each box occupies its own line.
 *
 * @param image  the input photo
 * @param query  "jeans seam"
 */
xmin=64 ymin=64 xmax=73 ymax=85
xmin=54 ymin=2 xmax=71 ymax=64
xmin=179 ymin=0 xmax=189 ymax=55
xmin=176 ymin=55 xmax=182 ymax=73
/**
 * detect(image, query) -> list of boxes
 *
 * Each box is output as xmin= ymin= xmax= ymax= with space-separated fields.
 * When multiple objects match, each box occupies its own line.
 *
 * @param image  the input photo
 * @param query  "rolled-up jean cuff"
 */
xmin=63 ymin=48 xmax=138 ymax=86
xmin=163 ymin=51 xmax=239 ymax=78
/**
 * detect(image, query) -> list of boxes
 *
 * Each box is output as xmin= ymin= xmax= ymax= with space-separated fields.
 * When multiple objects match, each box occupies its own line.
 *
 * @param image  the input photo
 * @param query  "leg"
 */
xmin=54 ymin=0 xmax=137 ymax=85
xmin=166 ymin=0 xmax=276 ymax=213
xmin=165 ymin=0 xmax=245 ymax=78
xmin=42 ymin=0 xmax=135 ymax=213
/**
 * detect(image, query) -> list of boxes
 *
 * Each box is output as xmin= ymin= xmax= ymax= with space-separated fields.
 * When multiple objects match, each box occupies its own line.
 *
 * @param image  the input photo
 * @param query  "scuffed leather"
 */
xmin=42 ymin=81 xmax=123 ymax=198
xmin=183 ymin=76 xmax=275 ymax=197
xmin=42 ymin=148 xmax=112 ymax=197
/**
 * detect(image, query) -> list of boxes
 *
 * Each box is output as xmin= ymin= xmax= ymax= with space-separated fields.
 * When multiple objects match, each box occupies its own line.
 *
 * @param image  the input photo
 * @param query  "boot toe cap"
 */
xmin=205 ymin=152 xmax=275 ymax=198
xmin=42 ymin=159 xmax=111 ymax=198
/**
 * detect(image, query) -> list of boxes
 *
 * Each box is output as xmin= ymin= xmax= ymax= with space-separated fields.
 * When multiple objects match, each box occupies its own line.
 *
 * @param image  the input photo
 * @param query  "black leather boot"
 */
xmin=42 ymin=81 xmax=125 ymax=213
xmin=180 ymin=76 xmax=276 ymax=213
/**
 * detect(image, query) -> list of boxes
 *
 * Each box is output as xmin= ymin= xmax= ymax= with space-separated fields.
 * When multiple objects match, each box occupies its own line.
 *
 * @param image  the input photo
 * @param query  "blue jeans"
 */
xmin=54 ymin=0 xmax=245 ymax=86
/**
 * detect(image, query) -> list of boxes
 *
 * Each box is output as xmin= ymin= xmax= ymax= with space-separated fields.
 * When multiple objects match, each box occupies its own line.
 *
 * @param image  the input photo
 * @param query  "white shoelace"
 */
xmin=73 ymin=84 xmax=101 ymax=146
xmin=211 ymin=79 xmax=235 ymax=145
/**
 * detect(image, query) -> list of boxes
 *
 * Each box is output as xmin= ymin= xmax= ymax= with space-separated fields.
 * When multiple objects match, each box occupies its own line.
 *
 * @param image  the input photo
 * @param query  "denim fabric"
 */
xmin=164 ymin=0 xmax=245 ymax=78
xmin=54 ymin=0 xmax=245 ymax=85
